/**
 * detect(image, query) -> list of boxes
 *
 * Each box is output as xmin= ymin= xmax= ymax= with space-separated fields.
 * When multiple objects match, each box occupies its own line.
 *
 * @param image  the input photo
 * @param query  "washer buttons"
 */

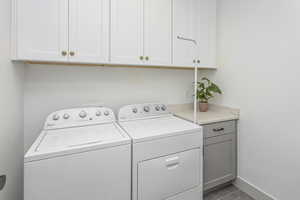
xmin=52 ymin=114 xmax=60 ymax=121
xmin=63 ymin=114 xmax=70 ymax=119
xmin=144 ymin=106 xmax=150 ymax=112
xmin=161 ymin=105 xmax=167 ymax=111
xmin=79 ymin=111 xmax=87 ymax=118
xmin=96 ymin=111 xmax=101 ymax=117
xmin=132 ymin=108 xmax=138 ymax=113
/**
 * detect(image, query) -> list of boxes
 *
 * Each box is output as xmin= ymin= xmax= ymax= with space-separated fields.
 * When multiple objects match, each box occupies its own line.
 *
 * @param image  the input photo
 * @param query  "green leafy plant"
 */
xmin=197 ymin=77 xmax=222 ymax=103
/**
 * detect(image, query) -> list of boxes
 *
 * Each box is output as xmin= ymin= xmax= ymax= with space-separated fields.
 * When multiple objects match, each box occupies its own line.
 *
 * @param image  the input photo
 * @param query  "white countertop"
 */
xmin=168 ymin=104 xmax=240 ymax=125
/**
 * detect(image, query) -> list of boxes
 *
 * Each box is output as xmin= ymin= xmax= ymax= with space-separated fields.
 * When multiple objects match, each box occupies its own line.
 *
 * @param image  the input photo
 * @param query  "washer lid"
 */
xmin=119 ymin=116 xmax=202 ymax=143
xmin=25 ymin=123 xmax=130 ymax=162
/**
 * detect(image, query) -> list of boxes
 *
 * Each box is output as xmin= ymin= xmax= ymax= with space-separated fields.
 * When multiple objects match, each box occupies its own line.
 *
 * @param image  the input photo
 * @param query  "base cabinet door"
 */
xmin=204 ymin=133 xmax=236 ymax=191
xmin=68 ymin=0 xmax=109 ymax=63
xmin=15 ymin=0 xmax=69 ymax=61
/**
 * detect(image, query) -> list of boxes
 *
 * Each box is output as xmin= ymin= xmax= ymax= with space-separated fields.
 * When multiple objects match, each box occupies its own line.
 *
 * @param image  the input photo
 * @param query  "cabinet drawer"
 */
xmin=203 ymin=121 xmax=235 ymax=138
xmin=138 ymin=149 xmax=201 ymax=200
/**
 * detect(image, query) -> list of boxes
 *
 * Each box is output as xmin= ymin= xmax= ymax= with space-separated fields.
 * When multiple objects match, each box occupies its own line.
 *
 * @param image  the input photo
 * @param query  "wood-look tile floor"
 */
xmin=204 ymin=185 xmax=255 ymax=200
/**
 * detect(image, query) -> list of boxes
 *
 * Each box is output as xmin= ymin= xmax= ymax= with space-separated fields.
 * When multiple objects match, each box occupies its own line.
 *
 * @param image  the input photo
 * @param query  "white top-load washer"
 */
xmin=118 ymin=103 xmax=203 ymax=200
xmin=25 ymin=107 xmax=131 ymax=200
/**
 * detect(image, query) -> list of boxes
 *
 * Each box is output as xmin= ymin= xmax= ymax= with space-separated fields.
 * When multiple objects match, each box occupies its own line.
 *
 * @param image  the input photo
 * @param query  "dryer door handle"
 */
xmin=165 ymin=156 xmax=180 ymax=170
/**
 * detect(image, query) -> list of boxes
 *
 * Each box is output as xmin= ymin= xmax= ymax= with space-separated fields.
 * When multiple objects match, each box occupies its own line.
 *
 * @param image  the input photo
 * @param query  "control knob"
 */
xmin=104 ymin=111 xmax=110 ymax=116
xmin=144 ymin=106 xmax=150 ymax=112
xmin=63 ymin=114 xmax=70 ymax=119
xmin=161 ymin=105 xmax=167 ymax=111
xmin=79 ymin=111 xmax=87 ymax=118
xmin=155 ymin=105 xmax=160 ymax=111
xmin=95 ymin=111 xmax=101 ymax=117
xmin=52 ymin=114 xmax=60 ymax=121
xmin=132 ymin=108 xmax=138 ymax=113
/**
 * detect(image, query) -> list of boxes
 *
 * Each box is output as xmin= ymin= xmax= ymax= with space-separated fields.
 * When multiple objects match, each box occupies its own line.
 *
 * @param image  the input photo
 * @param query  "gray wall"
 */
xmin=206 ymin=0 xmax=300 ymax=199
xmin=0 ymin=0 xmax=24 ymax=199
xmin=24 ymin=65 xmax=195 ymax=151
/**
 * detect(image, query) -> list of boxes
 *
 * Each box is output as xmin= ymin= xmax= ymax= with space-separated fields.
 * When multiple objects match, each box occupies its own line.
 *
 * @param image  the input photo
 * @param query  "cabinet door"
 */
xmin=143 ymin=0 xmax=172 ymax=65
xmin=204 ymin=134 xmax=237 ymax=191
xmin=173 ymin=0 xmax=197 ymax=67
xmin=196 ymin=0 xmax=217 ymax=68
xmin=110 ymin=0 xmax=143 ymax=65
xmin=69 ymin=0 xmax=109 ymax=63
xmin=17 ymin=0 xmax=68 ymax=61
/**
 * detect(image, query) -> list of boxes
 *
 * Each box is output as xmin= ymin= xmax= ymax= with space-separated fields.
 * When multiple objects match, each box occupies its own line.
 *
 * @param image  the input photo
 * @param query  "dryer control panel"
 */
xmin=118 ymin=103 xmax=171 ymax=121
xmin=44 ymin=107 xmax=115 ymax=129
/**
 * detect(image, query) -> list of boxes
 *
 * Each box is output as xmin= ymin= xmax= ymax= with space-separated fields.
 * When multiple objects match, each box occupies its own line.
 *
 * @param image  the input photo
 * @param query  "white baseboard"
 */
xmin=234 ymin=177 xmax=277 ymax=200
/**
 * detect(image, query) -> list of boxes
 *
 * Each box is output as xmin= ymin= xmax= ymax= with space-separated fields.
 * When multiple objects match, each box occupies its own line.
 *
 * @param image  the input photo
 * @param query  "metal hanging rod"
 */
xmin=177 ymin=36 xmax=197 ymax=45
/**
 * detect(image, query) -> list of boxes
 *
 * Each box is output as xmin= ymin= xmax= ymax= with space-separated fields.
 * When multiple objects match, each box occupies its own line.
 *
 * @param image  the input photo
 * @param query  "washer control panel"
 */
xmin=45 ymin=107 xmax=115 ymax=129
xmin=118 ymin=103 xmax=170 ymax=121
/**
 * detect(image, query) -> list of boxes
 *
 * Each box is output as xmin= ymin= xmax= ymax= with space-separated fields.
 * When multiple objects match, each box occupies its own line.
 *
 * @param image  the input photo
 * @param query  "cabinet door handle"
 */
xmin=177 ymin=36 xmax=197 ymax=45
xmin=193 ymin=59 xmax=196 ymax=63
xmin=197 ymin=60 xmax=201 ymax=63
xmin=61 ymin=51 xmax=67 ymax=56
xmin=145 ymin=56 xmax=149 ymax=61
xmin=213 ymin=128 xmax=224 ymax=132
xmin=70 ymin=51 xmax=75 ymax=56
xmin=139 ymin=56 xmax=144 ymax=60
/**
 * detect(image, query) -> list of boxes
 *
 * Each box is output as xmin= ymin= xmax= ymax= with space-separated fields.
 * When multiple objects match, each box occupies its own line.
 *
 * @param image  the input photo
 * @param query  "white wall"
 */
xmin=0 ymin=0 xmax=24 ymax=199
xmin=206 ymin=0 xmax=300 ymax=199
xmin=24 ymin=65 xmax=195 ymax=150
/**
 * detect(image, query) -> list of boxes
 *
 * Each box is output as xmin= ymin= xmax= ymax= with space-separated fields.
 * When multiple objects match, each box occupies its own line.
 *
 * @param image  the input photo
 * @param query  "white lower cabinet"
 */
xmin=138 ymin=149 xmax=201 ymax=200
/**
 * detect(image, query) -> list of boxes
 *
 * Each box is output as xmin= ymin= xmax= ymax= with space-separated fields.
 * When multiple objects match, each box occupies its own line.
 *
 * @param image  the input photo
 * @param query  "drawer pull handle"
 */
xmin=166 ymin=156 xmax=180 ymax=169
xmin=213 ymin=128 xmax=224 ymax=132
xmin=166 ymin=162 xmax=179 ymax=170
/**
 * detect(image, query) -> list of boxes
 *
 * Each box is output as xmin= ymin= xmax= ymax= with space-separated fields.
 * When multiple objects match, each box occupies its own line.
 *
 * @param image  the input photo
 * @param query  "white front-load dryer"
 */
xmin=118 ymin=103 xmax=203 ymax=200
xmin=25 ymin=107 xmax=131 ymax=200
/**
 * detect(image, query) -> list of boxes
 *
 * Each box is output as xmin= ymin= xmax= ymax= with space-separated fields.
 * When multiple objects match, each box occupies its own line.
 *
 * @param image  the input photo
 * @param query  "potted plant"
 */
xmin=197 ymin=77 xmax=222 ymax=112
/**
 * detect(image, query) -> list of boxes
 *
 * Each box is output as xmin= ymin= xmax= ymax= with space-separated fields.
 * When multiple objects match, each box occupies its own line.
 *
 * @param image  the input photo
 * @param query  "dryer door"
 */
xmin=138 ymin=148 xmax=201 ymax=200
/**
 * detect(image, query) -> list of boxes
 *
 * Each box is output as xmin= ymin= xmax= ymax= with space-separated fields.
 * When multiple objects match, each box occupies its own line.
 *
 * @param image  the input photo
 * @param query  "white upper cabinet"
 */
xmin=196 ymin=0 xmax=217 ymax=68
xmin=173 ymin=0 xmax=198 ymax=67
xmin=111 ymin=0 xmax=172 ymax=66
xmin=68 ymin=0 xmax=109 ymax=63
xmin=143 ymin=0 xmax=172 ymax=65
xmin=13 ymin=0 xmax=69 ymax=61
xmin=12 ymin=0 xmax=216 ymax=68
xmin=12 ymin=0 xmax=109 ymax=64
xmin=110 ymin=0 xmax=143 ymax=65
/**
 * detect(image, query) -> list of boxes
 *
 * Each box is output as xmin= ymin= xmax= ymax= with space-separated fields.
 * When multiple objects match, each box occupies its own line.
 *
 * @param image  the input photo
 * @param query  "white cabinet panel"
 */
xmin=110 ymin=0 xmax=143 ymax=65
xmin=16 ymin=0 xmax=68 ymax=61
xmin=196 ymin=0 xmax=217 ymax=68
xmin=69 ymin=0 xmax=109 ymax=63
xmin=173 ymin=0 xmax=197 ymax=67
xmin=143 ymin=0 xmax=172 ymax=65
